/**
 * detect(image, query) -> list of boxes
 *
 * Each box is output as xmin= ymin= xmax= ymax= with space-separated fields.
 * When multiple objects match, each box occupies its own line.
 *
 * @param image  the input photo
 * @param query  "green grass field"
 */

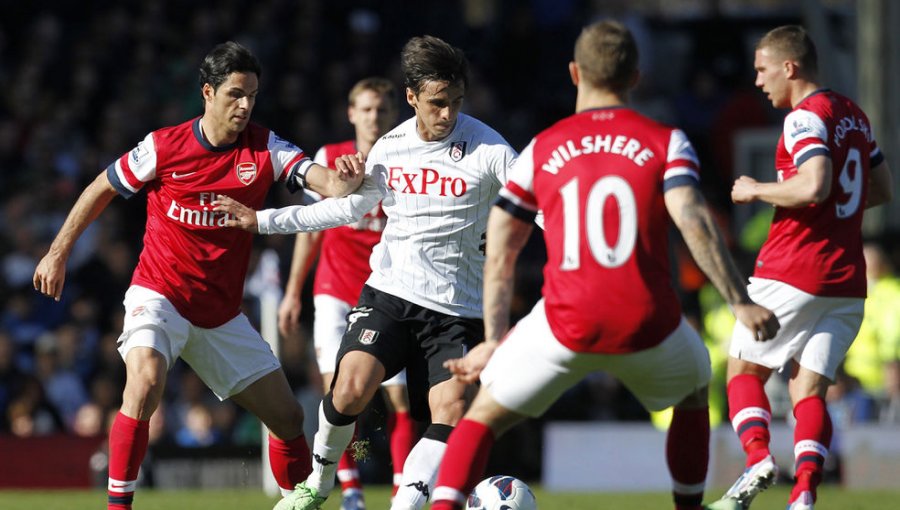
xmin=0 ymin=485 xmax=896 ymax=510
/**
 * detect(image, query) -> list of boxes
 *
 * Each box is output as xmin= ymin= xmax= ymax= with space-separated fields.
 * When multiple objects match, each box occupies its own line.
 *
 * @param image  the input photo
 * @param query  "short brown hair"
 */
xmin=574 ymin=20 xmax=638 ymax=93
xmin=348 ymin=77 xmax=396 ymax=105
xmin=400 ymin=35 xmax=469 ymax=95
xmin=757 ymin=25 xmax=818 ymax=76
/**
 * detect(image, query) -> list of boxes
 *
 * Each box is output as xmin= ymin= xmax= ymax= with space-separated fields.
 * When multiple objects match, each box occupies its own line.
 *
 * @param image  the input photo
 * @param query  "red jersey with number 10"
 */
xmin=499 ymin=107 xmax=702 ymax=354
xmin=309 ymin=141 xmax=386 ymax=305
xmin=754 ymin=90 xmax=884 ymax=298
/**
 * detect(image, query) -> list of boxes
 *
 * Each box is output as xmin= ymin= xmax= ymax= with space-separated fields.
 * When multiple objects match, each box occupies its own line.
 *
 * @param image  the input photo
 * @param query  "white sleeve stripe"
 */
xmin=664 ymin=167 xmax=700 ymax=181
xmin=115 ymin=161 xmax=139 ymax=194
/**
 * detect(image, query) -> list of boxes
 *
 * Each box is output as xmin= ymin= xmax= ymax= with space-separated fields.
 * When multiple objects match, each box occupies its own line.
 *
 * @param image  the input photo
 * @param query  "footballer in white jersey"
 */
xmin=214 ymin=35 xmax=519 ymax=510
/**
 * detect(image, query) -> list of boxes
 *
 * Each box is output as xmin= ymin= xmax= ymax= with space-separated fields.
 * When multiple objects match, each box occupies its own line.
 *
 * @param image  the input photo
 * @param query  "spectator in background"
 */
xmin=844 ymin=242 xmax=900 ymax=397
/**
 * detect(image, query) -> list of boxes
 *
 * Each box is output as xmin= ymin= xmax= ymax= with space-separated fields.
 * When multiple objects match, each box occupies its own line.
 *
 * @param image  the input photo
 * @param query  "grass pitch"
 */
xmin=0 ymin=485 xmax=895 ymax=509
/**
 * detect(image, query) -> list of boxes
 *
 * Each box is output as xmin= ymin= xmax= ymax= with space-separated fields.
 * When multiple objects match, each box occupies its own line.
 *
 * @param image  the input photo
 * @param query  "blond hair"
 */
xmin=757 ymin=25 xmax=818 ymax=77
xmin=574 ymin=20 xmax=638 ymax=93
xmin=348 ymin=77 xmax=396 ymax=106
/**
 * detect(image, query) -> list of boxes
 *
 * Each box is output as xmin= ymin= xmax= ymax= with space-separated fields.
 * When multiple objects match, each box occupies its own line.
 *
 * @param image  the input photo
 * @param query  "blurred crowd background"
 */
xmin=1 ymin=0 xmax=899 ymax=485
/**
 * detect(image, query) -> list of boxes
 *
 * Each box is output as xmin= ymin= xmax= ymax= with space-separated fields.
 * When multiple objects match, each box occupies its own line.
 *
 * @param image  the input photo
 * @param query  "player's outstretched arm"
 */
xmin=866 ymin=160 xmax=893 ymax=209
xmin=215 ymin=177 xmax=383 ymax=234
xmin=304 ymin=152 xmax=365 ymax=198
xmin=278 ymin=231 xmax=323 ymax=337
xmin=665 ymin=185 xmax=780 ymax=341
xmin=34 ymin=171 xmax=118 ymax=301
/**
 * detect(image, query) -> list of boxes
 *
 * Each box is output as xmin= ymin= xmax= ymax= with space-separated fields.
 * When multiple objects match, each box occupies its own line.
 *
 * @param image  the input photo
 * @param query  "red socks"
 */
xmin=431 ymin=419 xmax=495 ymax=510
xmin=667 ymin=407 xmax=710 ymax=510
xmin=388 ymin=410 xmax=417 ymax=495
xmin=268 ymin=434 xmax=313 ymax=493
xmin=107 ymin=412 xmax=150 ymax=510
xmin=727 ymin=374 xmax=772 ymax=466
xmin=790 ymin=396 xmax=831 ymax=503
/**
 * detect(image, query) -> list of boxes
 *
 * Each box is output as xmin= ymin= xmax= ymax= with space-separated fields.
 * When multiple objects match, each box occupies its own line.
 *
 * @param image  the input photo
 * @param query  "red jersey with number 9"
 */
xmin=753 ymin=90 xmax=883 ymax=298
xmin=499 ymin=107 xmax=702 ymax=354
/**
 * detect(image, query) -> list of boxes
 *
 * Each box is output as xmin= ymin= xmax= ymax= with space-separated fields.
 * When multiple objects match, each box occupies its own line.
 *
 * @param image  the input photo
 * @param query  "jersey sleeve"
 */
xmin=257 ymin=177 xmax=384 ymax=234
xmin=864 ymin=120 xmax=885 ymax=168
xmin=783 ymin=109 xmax=829 ymax=167
xmin=662 ymin=129 xmax=701 ymax=191
xmin=495 ymin=139 xmax=538 ymax=222
xmin=489 ymin=138 xmax=519 ymax=186
xmin=106 ymin=132 xmax=158 ymax=199
xmin=270 ymin=131 xmax=314 ymax=191
xmin=299 ymin=146 xmax=329 ymax=203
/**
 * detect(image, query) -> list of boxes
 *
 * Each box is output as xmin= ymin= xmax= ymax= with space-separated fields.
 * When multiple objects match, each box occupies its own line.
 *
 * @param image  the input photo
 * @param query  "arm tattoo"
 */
xmin=678 ymin=197 xmax=750 ymax=306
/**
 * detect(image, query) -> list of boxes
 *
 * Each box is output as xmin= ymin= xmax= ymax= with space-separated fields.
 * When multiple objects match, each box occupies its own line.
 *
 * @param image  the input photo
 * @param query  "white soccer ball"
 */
xmin=466 ymin=475 xmax=537 ymax=510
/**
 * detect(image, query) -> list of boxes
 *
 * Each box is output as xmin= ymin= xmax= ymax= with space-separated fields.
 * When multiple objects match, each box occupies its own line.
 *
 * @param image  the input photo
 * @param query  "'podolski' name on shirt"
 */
xmin=166 ymin=191 xmax=237 ymax=227
xmin=541 ymin=134 xmax=656 ymax=174
xmin=386 ymin=167 xmax=468 ymax=196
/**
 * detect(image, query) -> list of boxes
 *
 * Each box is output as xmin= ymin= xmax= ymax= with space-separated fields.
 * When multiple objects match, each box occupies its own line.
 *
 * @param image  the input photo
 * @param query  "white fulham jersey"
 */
xmin=258 ymin=113 xmax=517 ymax=317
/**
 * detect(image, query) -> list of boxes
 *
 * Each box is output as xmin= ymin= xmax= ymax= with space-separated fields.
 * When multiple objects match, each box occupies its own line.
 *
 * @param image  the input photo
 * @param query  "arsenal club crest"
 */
xmin=449 ymin=141 xmax=467 ymax=162
xmin=236 ymin=162 xmax=258 ymax=185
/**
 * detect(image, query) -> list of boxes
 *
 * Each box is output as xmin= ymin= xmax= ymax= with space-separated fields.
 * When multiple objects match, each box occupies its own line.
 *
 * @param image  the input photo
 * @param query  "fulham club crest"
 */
xmin=236 ymin=162 xmax=258 ymax=185
xmin=449 ymin=141 xmax=467 ymax=162
xmin=359 ymin=329 xmax=380 ymax=345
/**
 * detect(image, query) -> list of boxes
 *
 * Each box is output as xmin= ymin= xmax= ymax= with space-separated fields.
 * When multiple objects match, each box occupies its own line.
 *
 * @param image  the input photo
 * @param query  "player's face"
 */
xmin=204 ymin=72 xmax=259 ymax=135
xmin=407 ymin=80 xmax=465 ymax=142
xmin=349 ymin=89 xmax=398 ymax=146
xmin=754 ymin=47 xmax=790 ymax=109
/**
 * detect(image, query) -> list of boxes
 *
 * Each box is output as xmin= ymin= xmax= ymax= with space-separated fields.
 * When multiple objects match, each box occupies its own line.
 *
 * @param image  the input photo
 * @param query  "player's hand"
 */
xmin=445 ymin=341 xmax=499 ymax=384
xmin=33 ymin=252 xmax=67 ymax=301
xmin=731 ymin=175 xmax=759 ymax=204
xmin=734 ymin=302 xmax=780 ymax=342
xmin=334 ymin=152 xmax=365 ymax=182
xmin=213 ymin=195 xmax=259 ymax=232
xmin=278 ymin=294 xmax=303 ymax=337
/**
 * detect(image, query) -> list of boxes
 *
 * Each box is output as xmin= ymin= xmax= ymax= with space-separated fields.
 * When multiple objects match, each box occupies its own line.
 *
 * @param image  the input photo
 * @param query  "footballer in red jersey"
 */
xmin=714 ymin=25 xmax=893 ymax=510
xmin=32 ymin=42 xmax=362 ymax=510
xmin=429 ymin=21 xmax=777 ymax=510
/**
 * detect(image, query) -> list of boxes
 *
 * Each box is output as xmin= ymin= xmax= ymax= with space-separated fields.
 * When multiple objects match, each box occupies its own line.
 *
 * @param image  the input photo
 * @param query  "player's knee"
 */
xmin=332 ymin=375 xmax=377 ymax=414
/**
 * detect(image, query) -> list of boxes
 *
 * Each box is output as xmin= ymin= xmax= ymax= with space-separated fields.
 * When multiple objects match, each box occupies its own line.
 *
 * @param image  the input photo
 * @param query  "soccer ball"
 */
xmin=466 ymin=475 xmax=537 ymax=510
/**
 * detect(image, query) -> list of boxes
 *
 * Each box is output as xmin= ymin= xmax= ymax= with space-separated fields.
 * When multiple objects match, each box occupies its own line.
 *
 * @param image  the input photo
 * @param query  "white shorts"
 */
xmin=313 ymin=294 xmax=406 ymax=386
xmin=117 ymin=286 xmax=280 ymax=400
xmin=481 ymin=299 xmax=712 ymax=417
xmin=729 ymin=277 xmax=864 ymax=380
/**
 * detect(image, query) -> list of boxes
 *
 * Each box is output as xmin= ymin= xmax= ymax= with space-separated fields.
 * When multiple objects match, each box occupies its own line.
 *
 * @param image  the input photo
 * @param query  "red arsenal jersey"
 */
xmin=498 ymin=107 xmax=701 ymax=354
xmin=754 ymin=90 xmax=884 ymax=297
xmin=107 ymin=117 xmax=310 ymax=327
xmin=309 ymin=141 xmax=386 ymax=304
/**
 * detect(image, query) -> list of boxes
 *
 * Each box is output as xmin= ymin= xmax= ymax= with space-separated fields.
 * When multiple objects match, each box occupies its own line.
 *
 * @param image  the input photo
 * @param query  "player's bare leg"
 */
xmin=231 ymin=368 xmax=311 ymax=500
xmin=430 ymin=388 xmax=525 ymax=510
xmin=109 ymin=345 xmax=167 ymax=510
